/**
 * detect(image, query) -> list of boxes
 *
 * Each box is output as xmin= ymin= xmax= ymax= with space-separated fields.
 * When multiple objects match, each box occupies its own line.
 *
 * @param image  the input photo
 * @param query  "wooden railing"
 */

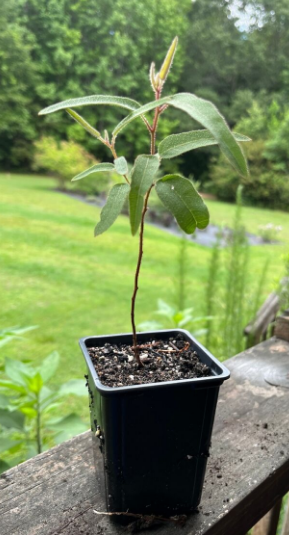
xmin=244 ymin=283 xmax=289 ymax=535
xmin=244 ymin=291 xmax=280 ymax=348
xmin=1 ymin=336 xmax=289 ymax=535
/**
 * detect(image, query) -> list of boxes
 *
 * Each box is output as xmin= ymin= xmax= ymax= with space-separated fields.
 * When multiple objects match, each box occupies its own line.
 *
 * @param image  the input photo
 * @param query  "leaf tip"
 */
xmin=157 ymin=36 xmax=178 ymax=86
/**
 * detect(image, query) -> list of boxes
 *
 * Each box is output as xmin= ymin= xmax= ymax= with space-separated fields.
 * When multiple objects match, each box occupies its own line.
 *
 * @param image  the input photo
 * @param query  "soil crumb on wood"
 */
xmin=88 ymin=334 xmax=211 ymax=387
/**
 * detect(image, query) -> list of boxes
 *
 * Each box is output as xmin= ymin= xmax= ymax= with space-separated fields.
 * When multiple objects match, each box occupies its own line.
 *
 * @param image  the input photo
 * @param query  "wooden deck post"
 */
xmin=281 ymin=500 xmax=289 ymax=535
xmin=252 ymin=314 xmax=289 ymax=535
xmin=252 ymin=500 xmax=282 ymax=535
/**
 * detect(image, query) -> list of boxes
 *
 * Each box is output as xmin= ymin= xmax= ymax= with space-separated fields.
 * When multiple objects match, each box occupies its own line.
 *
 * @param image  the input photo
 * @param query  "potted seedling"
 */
xmin=39 ymin=38 xmax=249 ymax=516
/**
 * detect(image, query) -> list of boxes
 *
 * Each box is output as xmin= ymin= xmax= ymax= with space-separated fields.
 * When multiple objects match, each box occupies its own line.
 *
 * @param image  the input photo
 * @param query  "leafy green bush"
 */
xmin=0 ymin=352 xmax=88 ymax=472
xmin=0 ymin=324 xmax=88 ymax=473
xmin=208 ymin=98 xmax=289 ymax=210
xmin=258 ymin=223 xmax=282 ymax=243
xmin=138 ymin=298 xmax=209 ymax=338
xmin=208 ymin=139 xmax=289 ymax=209
xmin=33 ymin=137 xmax=116 ymax=195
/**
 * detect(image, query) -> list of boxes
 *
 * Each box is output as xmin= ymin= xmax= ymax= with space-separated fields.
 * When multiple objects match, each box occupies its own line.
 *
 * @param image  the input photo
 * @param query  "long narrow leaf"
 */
xmin=39 ymin=95 xmax=141 ymax=116
xmin=0 ymin=438 xmax=22 ymax=454
xmin=113 ymin=93 xmax=249 ymax=177
xmin=113 ymin=96 xmax=170 ymax=137
xmin=66 ymin=109 xmax=101 ymax=138
xmin=95 ymin=183 xmax=130 ymax=236
xmin=72 ymin=163 xmax=115 ymax=182
xmin=39 ymin=351 xmax=59 ymax=383
xmin=159 ymin=130 xmax=251 ymax=159
xmin=5 ymin=358 xmax=34 ymax=386
xmin=155 ymin=174 xmax=209 ymax=233
xmin=58 ymin=380 xmax=87 ymax=397
xmin=0 ymin=409 xmax=25 ymax=430
xmin=129 ymin=155 xmax=160 ymax=235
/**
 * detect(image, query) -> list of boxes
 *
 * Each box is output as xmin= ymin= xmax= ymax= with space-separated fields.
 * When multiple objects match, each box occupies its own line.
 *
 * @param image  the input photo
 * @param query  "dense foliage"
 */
xmin=0 ymin=327 xmax=88 ymax=473
xmin=209 ymin=100 xmax=289 ymax=209
xmin=33 ymin=137 xmax=119 ymax=194
xmin=1 ymin=0 xmax=289 ymax=206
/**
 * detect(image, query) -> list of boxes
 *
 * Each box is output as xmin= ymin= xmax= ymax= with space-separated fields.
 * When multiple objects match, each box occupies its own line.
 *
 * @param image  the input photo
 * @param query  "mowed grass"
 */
xmin=0 ymin=174 xmax=288 ymax=416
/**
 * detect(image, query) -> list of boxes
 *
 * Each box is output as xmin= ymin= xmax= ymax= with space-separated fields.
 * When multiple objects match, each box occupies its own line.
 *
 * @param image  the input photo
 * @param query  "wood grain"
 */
xmin=0 ymin=337 xmax=288 ymax=535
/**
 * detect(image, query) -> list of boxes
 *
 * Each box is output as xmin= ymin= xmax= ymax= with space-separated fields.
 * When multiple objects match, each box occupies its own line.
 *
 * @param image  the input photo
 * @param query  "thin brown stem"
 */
xmin=36 ymin=394 xmax=42 ymax=454
xmin=140 ymin=114 xmax=153 ymax=133
xmin=131 ymin=90 xmax=162 ymax=362
xmin=131 ymin=183 xmax=154 ymax=362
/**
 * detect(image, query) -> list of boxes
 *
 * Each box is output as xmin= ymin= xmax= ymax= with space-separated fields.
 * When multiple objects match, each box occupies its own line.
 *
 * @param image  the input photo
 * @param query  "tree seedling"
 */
xmin=39 ymin=37 xmax=250 ymax=364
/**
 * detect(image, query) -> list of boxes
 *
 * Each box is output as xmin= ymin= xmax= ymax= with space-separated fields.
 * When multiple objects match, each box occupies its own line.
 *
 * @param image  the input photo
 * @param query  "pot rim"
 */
xmin=79 ymin=329 xmax=230 ymax=394
xmin=80 ymin=328 xmax=230 ymax=395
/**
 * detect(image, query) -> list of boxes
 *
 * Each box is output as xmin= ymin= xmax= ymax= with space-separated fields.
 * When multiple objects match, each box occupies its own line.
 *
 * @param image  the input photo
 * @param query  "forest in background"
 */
xmin=1 ymin=0 xmax=289 ymax=208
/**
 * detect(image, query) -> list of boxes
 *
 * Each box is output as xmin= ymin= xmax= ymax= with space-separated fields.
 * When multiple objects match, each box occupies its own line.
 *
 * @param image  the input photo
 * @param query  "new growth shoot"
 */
xmin=39 ymin=37 xmax=250 ymax=365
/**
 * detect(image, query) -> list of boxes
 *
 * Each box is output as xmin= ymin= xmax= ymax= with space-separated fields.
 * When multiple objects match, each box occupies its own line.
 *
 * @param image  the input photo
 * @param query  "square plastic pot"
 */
xmin=80 ymin=329 xmax=230 ymax=516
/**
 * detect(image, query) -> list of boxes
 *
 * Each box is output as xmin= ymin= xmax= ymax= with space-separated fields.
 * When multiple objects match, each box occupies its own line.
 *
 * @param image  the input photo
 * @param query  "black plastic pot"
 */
xmin=80 ymin=329 xmax=230 ymax=516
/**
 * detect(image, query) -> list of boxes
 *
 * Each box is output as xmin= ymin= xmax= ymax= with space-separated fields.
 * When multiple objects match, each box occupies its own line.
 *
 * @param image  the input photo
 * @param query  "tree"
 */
xmin=4 ymin=0 xmax=190 ymax=168
xmin=0 ymin=1 xmax=37 ymax=167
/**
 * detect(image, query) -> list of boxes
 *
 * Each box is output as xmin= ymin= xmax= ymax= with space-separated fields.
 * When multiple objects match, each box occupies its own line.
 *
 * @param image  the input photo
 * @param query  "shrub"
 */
xmin=258 ymin=223 xmax=282 ymax=243
xmin=208 ymin=99 xmax=289 ymax=210
xmin=0 ymin=326 xmax=88 ymax=472
xmin=208 ymin=139 xmax=289 ymax=209
xmin=33 ymin=137 xmax=114 ymax=195
xmin=0 ymin=353 xmax=88 ymax=472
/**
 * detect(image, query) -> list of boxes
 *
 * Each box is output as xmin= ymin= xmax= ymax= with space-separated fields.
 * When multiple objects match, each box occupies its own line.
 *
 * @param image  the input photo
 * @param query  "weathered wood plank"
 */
xmin=275 ymin=315 xmax=289 ymax=343
xmin=244 ymin=291 xmax=280 ymax=344
xmin=0 ymin=337 xmax=288 ymax=535
xmin=252 ymin=500 xmax=282 ymax=535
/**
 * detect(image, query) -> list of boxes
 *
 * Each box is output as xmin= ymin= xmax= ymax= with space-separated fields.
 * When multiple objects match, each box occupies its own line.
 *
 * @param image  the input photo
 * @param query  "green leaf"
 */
xmin=0 ymin=409 xmax=25 ymax=430
xmin=113 ymin=93 xmax=249 ymax=177
xmin=66 ymin=108 xmax=101 ymax=138
xmin=0 ymin=380 xmax=26 ymax=394
xmin=114 ymin=156 xmax=128 ymax=175
xmin=47 ymin=413 xmax=88 ymax=444
xmin=26 ymin=372 xmax=43 ymax=394
xmin=39 ymin=386 xmax=60 ymax=410
xmin=5 ymin=358 xmax=34 ymax=386
xmin=0 ymin=459 xmax=11 ymax=474
xmin=71 ymin=162 xmax=115 ymax=182
xmin=138 ymin=320 xmax=163 ymax=331
xmin=39 ymin=95 xmax=141 ymax=116
xmin=58 ymin=379 xmax=87 ymax=397
xmin=19 ymin=407 xmax=37 ymax=418
xmin=155 ymin=174 xmax=210 ymax=233
xmin=94 ymin=183 xmax=130 ymax=237
xmin=171 ymin=94 xmax=248 ymax=176
xmin=129 ymin=154 xmax=160 ymax=235
xmin=0 ymin=325 xmax=37 ymax=348
xmin=0 ymin=394 xmax=9 ymax=409
xmin=38 ymin=351 xmax=59 ymax=383
xmin=159 ymin=130 xmax=251 ymax=159
xmin=112 ymin=95 xmax=170 ymax=136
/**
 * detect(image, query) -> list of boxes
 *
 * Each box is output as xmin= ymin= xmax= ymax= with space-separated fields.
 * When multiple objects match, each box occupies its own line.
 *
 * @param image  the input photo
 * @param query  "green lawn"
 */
xmin=1 ymin=173 xmax=288 ymax=417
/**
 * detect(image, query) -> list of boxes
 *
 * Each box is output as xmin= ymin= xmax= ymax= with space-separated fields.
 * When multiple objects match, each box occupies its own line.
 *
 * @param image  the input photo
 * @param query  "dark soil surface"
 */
xmin=88 ymin=333 xmax=211 ymax=387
